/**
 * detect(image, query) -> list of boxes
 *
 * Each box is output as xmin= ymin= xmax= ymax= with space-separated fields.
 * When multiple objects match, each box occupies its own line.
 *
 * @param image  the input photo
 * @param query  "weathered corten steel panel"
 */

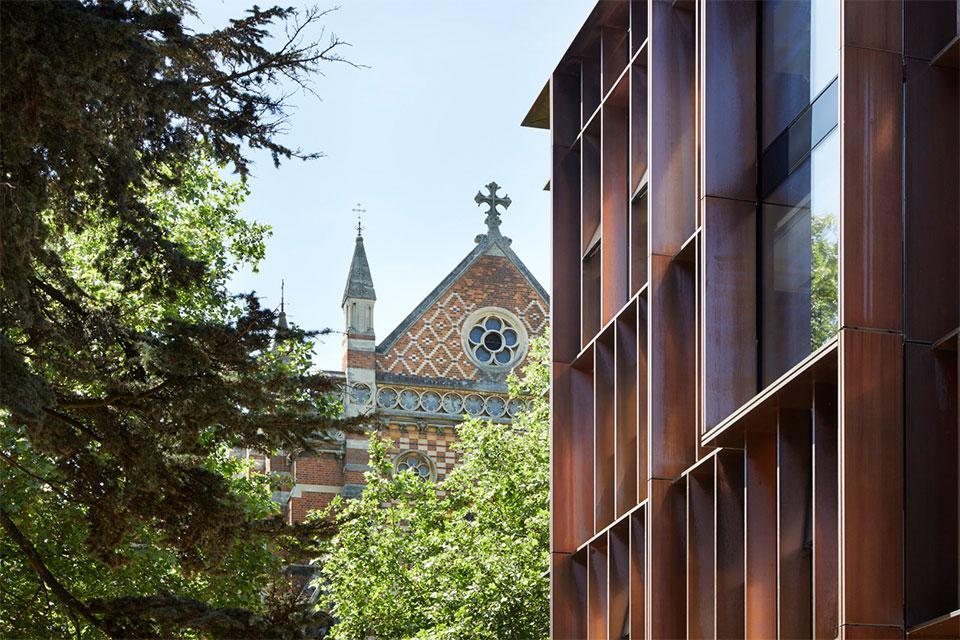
xmin=607 ymin=521 xmax=630 ymax=639
xmin=551 ymin=72 xmax=582 ymax=365
xmin=601 ymin=103 xmax=630 ymax=322
xmin=840 ymin=329 xmax=903 ymax=627
xmin=686 ymin=465 xmax=715 ymax=639
xmin=550 ymin=552 xmax=586 ymax=640
xmin=629 ymin=509 xmax=646 ymax=640
xmin=745 ymin=429 xmax=778 ymax=639
xmin=842 ymin=625 xmax=905 ymax=640
xmin=813 ymin=382 xmax=840 ymax=640
xmin=700 ymin=0 xmax=756 ymax=201
xmin=702 ymin=196 xmax=756 ymax=431
xmin=594 ymin=331 xmax=616 ymax=531
xmin=615 ymin=308 xmax=639 ymax=516
xmin=648 ymin=254 xmax=696 ymax=479
xmin=648 ymin=0 xmax=696 ymax=256
xmin=904 ymin=344 xmax=958 ymax=627
xmin=904 ymin=59 xmax=959 ymax=343
xmin=586 ymin=539 xmax=608 ymax=640
xmin=646 ymin=478 xmax=686 ymax=640
xmin=715 ymin=449 xmax=745 ymax=640
xmin=778 ymin=408 xmax=813 ymax=639
xmin=840 ymin=45 xmax=903 ymax=332
xmin=843 ymin=0 xmax=901 ymax=52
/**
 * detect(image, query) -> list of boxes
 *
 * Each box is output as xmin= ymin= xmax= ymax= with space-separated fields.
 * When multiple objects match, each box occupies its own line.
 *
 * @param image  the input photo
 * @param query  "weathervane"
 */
xmin=474 ymin=182 xmax=511 ymax=232
xmin=351 ymin=203 xmax=366 ymax=237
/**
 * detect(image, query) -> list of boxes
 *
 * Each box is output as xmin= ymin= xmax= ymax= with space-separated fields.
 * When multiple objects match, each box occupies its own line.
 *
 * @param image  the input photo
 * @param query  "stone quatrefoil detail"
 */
xmin=376 ymin=385 xmax=530 ymax=420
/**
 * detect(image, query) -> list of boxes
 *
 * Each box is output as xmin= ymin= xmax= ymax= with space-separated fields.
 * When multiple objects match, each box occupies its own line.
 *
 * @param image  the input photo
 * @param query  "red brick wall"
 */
xmin=291 ymin=455 xmax=343 ymax=486
xmin=342 ymin=347 xmax=375 ymax=372
xmin=287 ymin=491 xmax=335 ymax=524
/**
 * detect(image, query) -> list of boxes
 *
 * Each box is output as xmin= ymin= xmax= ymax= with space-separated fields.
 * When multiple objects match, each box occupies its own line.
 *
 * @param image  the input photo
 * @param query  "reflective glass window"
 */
xmin=759 ymin=0 xmax=839 ymax=386
xmin=761 ymin=129 xmax=839 ymax=385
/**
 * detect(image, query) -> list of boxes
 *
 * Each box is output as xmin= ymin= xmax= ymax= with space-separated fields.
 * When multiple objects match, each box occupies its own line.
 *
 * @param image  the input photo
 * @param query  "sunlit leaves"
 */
xmin=318 ymin=335 xmax=551 ymax=640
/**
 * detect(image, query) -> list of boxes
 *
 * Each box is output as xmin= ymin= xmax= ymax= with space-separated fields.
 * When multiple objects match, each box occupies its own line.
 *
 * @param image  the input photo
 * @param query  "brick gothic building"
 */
xmin=269 ymin=183 xmax=548 ymax=523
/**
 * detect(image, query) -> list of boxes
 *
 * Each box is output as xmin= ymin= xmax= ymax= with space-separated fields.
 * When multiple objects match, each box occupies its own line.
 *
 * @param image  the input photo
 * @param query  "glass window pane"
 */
xmin=761 ymin=0 xmax=839 ymax=149
xmin=810 ymin=0 xmax=839 ymax=100
xmin=761 ymin=128 xmax=839 ymax=385
xmin=761 ymin=0 xmax=811 ymax=148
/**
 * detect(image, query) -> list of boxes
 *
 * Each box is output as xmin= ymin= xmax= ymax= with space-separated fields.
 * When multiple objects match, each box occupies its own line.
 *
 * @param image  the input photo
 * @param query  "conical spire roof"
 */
xmin=277 ymin=280 xmax=289 ymax=331
xmin=342 ymin=231 xmax=376 ymax=305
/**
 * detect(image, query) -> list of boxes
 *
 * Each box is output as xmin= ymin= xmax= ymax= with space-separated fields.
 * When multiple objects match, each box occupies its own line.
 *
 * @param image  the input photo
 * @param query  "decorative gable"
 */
xmin=377 ymin=254 xmax=548 ymax=382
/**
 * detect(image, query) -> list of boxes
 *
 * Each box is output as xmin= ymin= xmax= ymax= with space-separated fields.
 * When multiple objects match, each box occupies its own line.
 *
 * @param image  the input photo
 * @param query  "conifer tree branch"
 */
xmin=0 ymin=508 xmax=104 ymax=634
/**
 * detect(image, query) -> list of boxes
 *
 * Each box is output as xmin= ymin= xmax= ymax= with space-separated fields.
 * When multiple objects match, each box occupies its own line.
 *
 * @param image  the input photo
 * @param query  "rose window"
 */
xmin=394 ymin=450 xmax=435 ymax=481
xmin=461 ymin=309 xmax=528 ymax=370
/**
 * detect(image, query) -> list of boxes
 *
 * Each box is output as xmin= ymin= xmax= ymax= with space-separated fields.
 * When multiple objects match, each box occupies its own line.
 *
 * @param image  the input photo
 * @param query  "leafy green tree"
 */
xmin=810 ymin=213 xmax=839 ymax=349
xmin=1 ymin=1 xmax=357 ymax=636
xmin=319 ymin=335 xmax=551 ymax=640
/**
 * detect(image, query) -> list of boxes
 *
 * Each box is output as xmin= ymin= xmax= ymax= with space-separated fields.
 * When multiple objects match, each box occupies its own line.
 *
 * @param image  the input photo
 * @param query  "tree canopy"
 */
xmin=318 ymin=335 xmax=551 ymax=640
xmin=1 ymin=1 xmax=356 ymax=636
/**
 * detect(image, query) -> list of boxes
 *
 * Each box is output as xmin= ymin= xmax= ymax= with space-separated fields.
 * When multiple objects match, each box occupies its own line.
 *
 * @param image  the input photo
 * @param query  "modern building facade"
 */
xmin=524 ymin=0 xmax=958 ymax=637
xmin=247 ymin=185 xmax=549 ymax=523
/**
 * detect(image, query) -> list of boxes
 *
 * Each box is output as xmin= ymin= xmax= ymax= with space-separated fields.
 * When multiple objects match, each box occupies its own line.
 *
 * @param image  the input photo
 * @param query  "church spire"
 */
xmin=341 ymin=206 xmax=377 ymax=417
xmin=342 ymin=204 xmax=376 ymax=306
xmin=277 ymin=279 xmax=289 ymax=331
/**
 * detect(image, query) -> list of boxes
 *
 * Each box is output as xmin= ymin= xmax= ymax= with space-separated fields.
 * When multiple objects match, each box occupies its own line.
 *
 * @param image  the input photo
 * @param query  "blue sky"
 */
xmin=192 ymin=0 xmax=593 ymax=370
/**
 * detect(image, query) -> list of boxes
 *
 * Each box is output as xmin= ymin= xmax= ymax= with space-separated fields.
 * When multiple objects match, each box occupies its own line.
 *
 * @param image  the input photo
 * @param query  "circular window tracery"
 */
xmin=461 ymin=308 xmax=528 ymax=370
xmin=399 ymin=389 xmax=420 ymax=411
xmin=442 ymin=393 xmax=463 ymax=415
xmin=350 ymin=383 xmax=372 ymax=406
xmin=486 ymin=396 xmax=506 ymax=418
xmin=393 ymin=450 xmax=436 ymax=481
xmin=377 ymin=388 xmax=398 ymax=409
xmin=464 ymin=394 xmax=485 ymax=416
xmin=421 ymin=391 xmax=441 ymax=413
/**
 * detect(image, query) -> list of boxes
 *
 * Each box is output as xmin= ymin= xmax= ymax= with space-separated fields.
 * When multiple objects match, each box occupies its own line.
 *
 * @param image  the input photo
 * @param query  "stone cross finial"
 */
xmin=474 ymin=182 xmax=511 ymax=232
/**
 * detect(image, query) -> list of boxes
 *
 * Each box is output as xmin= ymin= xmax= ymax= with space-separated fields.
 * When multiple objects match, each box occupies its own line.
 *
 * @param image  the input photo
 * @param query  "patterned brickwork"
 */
xmin=377 ymin=254 xmax=548 ymax=380
xmin=381 ymin=424 xmax=460 ymax=481
xmin=283 ymin=425 xmax=461 ymax=523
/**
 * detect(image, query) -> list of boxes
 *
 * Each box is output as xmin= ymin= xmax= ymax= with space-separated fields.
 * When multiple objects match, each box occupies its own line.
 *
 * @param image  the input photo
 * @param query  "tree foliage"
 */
xmin=319 ymin=335 xmax=551 ymax=640
xmin=1 ymin=1 xmax=355 ymax=636
xmin=810 ymin=212 xmax=839 ymax=349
